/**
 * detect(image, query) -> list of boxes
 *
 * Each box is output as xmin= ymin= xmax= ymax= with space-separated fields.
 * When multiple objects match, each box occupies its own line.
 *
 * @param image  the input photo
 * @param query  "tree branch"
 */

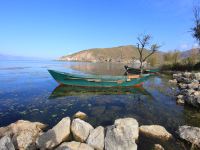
xmin=143 ymin=44 xmax=160 ymax=62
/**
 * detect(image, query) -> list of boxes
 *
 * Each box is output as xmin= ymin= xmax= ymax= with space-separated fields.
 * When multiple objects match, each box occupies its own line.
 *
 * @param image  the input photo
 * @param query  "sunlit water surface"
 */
xmin=0 ymin=60 xmax=200 ymax=150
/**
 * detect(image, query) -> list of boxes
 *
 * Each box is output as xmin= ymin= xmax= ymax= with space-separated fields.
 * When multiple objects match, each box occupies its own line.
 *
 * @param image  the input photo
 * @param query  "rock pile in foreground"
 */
xmin=178 ymin=125 xmax=200 ymax=148
xmin=169 ymin=72 xmax=200 ymax=108
xmin=0 ymin=111 xmax=177 ymax=150
xmin=139 ymin=125 xmax=172 ymax=140
xmin=168 ymin=72 xmax=200 ymax=149
xmin=0 ymin=120 xmax=47 ymax=150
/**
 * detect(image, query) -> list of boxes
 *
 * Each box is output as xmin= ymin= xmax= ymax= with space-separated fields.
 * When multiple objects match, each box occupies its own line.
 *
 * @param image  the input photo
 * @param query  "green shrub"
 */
xmin=194 ymin=61 xmax=200 ymax=70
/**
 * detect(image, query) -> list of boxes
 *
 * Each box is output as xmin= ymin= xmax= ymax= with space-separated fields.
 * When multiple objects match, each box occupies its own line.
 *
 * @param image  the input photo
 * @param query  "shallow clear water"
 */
xmin=0 ymin=60 xmax=200 ymax=149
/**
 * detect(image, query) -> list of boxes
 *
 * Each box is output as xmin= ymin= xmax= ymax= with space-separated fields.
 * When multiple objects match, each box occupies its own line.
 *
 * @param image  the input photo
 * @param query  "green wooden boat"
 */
xmin=48 ymin=69 xmax=151 ymax=87
xmin=124 ymin=65 xmax=159 ymax=74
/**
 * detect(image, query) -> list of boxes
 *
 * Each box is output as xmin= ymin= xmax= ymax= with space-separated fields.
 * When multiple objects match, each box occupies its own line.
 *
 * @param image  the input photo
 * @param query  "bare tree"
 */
xmin=136 ymin=34 xmax=160 ymax=74
xmin=192 ymin=4 xmax=200 ymax=58
xmin=192 ymin=5 xmax=200 ymax=45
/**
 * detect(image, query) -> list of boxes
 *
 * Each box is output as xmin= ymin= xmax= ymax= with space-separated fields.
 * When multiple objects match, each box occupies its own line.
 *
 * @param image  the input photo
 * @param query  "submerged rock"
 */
xmin=105 ymin=118 xmax=138 ymax=150
xmin=0 ymin=120 xmax=46 ymax=150
xmin=153 ymin=144 xmax=165 ymax=150
xmin=56 ymin=141 xmax=94 ymax=150
xmin=74 ymin=111 xmax=87 ymax=120
xmin=176 ymin=95 xmax=185 ymax=105
xmin=36 ymin=117 xmax=71 ymax=149
xmin=71 ymin=118 xmax=94 ymax=142
xmin=0 ymin=136 xmax=15 ymax=150
xmin=139 ymin=125 xmax=172 ymax=140
xmin=178 ymin=125 xmax=200 ymax=148
xmin=87 ymin=126 xmax=104 ymax=150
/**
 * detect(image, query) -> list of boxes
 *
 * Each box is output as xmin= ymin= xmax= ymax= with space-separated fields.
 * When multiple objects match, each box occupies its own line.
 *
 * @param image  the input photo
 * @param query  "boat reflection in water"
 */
xmin=49 ymin=84 xmax=152 ymax=99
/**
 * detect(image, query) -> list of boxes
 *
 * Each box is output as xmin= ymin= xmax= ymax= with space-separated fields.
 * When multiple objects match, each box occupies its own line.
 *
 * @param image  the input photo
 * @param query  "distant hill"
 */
xmin=180 ymin=48 xmax=200 ymax=59
xmin=0 ymin=54 xmax=46 ymax=60
xmin=0 ymin=54 xmax=26 ymax=60
xmin=59 ymin=45 xmax=164 ymax=64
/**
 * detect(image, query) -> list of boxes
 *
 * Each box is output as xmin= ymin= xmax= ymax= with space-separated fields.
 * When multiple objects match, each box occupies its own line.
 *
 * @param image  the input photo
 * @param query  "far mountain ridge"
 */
xmin=59 ymin=45 xmax=199 ymax=65
xmin=59 ymin=45 xmax=164 ymax=64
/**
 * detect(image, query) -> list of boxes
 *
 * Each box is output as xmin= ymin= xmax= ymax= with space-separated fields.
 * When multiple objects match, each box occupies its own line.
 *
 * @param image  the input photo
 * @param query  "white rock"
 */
xmin=0 ymin=120 xmax=46 ymax=150
xmin=139 ymin=125 xmax=172 ymax=140
xmin=185 ymin=92 xmax=200 ymax=108
xmin=114 ymin=118 xmax=139 ymax=139
xmin=178 ymin=125 xmax=200 ymax=148
xmin=71 ymin=118 xmax=94 ymax=142
xmin=87 ymin=126 xmax=104 ymax=150
xmin=74 ymin=111 xmax=87 ymax=120
xmin=0 ymin=136 xmax=15 ymax=150
xmin=194 ymin=91 xmax=200 ymax=96
xmin=177 ymin=95 xmax=183 ymax=99
xmin=153 ymin=144 xmax=165 ymax=150
xmin=105 ymin=118 xmax=138 ymax=150
xmin=186 ymin=89 xmax=196 ymax=95
xmin=178 ymin=83 xmax=187 ymax=89
xmin=36 ymin=117 xmax=71 ymax=149
xmin=14 ymin=130 xmax=38 ymax=150
xmin=176 ymin=99 xmax=185 ymax=105
xmin=56 ymin=141 xmax=94 ymax=150
xmin=168 ymin=79 xmax=177 ymax=84
xmin=183 ymin=72 xmax=192 ymax=78
xmin=173 ymin=73 xmax=182 ymax=79
xmin=187 ymin=82 xmax=199 ymax=90
xmin=193 ymin=73 xmax=200 ymax=80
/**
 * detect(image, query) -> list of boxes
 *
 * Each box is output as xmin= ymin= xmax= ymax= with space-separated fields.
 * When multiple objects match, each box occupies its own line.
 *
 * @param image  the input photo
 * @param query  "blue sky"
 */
xmin=0 ymin=0 xmax=198 ymax=58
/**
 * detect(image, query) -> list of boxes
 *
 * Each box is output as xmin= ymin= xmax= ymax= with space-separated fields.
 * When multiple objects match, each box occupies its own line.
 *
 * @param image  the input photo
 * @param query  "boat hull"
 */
xmin=124 ymin=66 xmax=159 ymax=74
xmin=48 ymin=70 xmax=151 ymax=87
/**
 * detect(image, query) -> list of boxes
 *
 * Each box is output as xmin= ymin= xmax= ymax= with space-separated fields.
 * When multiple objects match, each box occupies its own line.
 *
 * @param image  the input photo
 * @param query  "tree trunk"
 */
xmin=140 ymin=61 xmax=143 ymax=75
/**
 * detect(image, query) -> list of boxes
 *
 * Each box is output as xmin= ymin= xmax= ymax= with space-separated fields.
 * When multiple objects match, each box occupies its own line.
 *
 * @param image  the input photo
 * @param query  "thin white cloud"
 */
xmin=179 ymin=43 xmax=189 ymax=50
xmin=192 ymin=43 xmax=199 ymax=48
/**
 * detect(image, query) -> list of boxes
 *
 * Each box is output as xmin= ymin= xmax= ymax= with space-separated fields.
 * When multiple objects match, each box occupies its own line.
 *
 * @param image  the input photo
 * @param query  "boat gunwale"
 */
xmin=48 ymin=69 xmax=152 ymax=87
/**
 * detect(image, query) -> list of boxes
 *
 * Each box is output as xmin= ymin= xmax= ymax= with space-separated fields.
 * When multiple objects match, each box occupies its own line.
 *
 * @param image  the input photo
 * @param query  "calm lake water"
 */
xmin=0 ymin=60 xmax=200 ymax=149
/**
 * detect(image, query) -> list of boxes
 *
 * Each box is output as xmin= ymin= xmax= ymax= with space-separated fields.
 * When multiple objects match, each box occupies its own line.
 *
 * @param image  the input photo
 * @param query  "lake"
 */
xmin=0 ymin=60 xmax=200 ymax=149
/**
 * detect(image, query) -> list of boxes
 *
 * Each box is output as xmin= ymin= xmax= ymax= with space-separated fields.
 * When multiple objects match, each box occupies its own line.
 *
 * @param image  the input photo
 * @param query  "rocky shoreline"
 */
xmin=169 ymin=72 xmax=200 ymax=108
xmin=0 ymin=111 xmax=200 ymax=150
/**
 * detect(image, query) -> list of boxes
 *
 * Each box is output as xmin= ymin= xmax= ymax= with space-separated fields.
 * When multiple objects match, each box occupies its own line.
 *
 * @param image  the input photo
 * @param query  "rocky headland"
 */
xmin=59 ymin=45 xmax=163 ymax=64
